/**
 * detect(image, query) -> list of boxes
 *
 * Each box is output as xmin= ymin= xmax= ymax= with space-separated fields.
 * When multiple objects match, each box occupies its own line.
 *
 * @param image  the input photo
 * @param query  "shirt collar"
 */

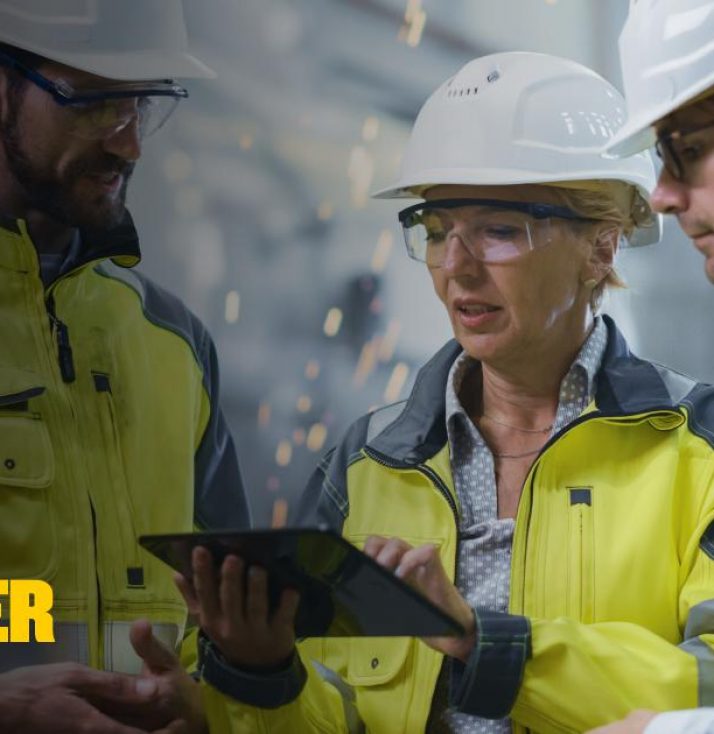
xmin=445 ymin=315 xmax=608 ymax=427
xmin=566 ymin=315 xmax=608 ymax=402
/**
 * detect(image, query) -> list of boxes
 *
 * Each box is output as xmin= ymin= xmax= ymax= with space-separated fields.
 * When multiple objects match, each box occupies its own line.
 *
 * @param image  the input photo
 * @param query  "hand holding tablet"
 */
xmin=139 ymin=528 xmax=465 ymax=642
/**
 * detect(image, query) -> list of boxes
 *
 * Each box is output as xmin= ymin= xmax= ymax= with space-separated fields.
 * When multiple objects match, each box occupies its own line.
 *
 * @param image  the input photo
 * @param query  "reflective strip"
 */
xmin=104 ymin=622 xmax=180 ymax=674
xmin=0 ymin=622 xmax=89 ymax=672
xmin=311 ymin=660 xmax=365 ymax=734
xmin=681 ymin=600 xmax=714 ymax=706
xmin=685 ymin=600 xmax=714 ymax=639
xmin=679 ymin=637 xmax=714 ymax=706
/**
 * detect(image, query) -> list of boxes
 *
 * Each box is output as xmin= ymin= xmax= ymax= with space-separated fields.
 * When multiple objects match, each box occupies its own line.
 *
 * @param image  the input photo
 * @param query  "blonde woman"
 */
xmin=178 ymin=54 xmax=714 ymax=734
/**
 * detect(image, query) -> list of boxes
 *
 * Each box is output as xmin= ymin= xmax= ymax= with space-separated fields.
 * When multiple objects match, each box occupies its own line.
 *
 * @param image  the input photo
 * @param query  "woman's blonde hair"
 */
xmin=545 ymin=180 xmax=648 ymax=311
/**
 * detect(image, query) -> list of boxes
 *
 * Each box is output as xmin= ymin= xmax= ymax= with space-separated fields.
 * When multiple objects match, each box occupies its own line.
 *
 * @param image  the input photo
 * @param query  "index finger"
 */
xmin=395 ymin=544 xmax=439 ymax=580
xmin=363 ymin=535 xmax=389 ymax=557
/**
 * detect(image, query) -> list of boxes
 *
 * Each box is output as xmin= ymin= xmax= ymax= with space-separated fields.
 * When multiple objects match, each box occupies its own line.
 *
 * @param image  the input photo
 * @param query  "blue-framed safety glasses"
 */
xmin=398 ymin=198 xmax=595 ymax=266
xmin=0 ymin=50 xmax=188 ymax=140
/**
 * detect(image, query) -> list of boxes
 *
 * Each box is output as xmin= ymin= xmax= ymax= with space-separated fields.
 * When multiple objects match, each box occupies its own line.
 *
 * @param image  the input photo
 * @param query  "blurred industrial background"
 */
xmin=128 ymin=0 xmax=714 ymax=526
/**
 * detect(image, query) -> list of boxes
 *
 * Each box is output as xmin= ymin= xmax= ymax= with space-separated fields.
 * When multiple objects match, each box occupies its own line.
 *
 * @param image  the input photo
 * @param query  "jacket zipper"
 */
xmin=514 ymin=406 xmax=681 ymax=612
xmin=44 ymin=251 xmax=120 ymax=385
xmin=46 ymin=293 xmax=76 ymax=383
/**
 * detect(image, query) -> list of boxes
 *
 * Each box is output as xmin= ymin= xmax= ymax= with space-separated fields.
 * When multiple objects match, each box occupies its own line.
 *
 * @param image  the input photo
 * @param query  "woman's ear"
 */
xmin=582 ymin=225 xmax=619 ymax=285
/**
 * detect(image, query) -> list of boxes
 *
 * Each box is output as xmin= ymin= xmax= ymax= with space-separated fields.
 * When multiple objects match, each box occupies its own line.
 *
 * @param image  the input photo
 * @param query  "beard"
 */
xmin=1 ymin=88 xmax=135 ymax=231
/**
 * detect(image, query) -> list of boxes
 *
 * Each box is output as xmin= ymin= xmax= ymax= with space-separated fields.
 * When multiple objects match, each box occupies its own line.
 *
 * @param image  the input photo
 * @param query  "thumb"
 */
xmin=129 ymin=619 xmax=179 ymax=674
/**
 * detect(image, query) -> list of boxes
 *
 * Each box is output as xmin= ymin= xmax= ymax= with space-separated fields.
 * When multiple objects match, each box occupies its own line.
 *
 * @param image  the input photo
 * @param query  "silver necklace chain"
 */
xmin=481 ymin=413 xmax=553 ymax=434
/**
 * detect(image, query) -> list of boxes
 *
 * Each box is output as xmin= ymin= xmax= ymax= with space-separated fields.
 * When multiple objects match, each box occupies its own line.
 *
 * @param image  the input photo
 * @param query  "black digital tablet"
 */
xmin=139 ymin=527 xmax=465 ymax=638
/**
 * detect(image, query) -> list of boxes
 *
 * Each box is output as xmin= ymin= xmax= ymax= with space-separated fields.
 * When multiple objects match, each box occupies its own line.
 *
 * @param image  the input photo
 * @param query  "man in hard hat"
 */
xmin=588 ymin=2 xmax=714 ymax=733
xmin=0 ymin=1 xmax=249 ymax=732
xmin=608 ymin=0 xmax=714 ymax=283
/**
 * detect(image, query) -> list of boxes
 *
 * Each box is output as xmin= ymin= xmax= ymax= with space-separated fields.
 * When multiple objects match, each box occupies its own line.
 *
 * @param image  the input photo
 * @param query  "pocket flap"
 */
xmin=345 ymin=637 xmax=411 ymax=686
xmin=0 ymin=366 xmax=46 ymax=408
xmin=0 ymin=416 xmax=54 ymax=488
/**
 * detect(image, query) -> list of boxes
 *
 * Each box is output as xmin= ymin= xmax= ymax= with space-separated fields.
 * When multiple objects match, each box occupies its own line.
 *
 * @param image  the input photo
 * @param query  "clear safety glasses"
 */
xmin=398 ymin=198 xmax=595 ymax=267
xmin=655 ymin=120 xmax=714 ymax=182
xmin=0 ymin=51 xmax=188 ymax=140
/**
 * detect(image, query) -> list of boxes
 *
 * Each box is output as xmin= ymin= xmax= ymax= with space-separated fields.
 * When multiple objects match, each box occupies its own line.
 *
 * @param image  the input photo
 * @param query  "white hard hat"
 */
xmin=0 ymin=0 xmax=214 ymax=81
xmin=608 ymin=0 xmax=714 ymax=157
xmin=375 ymin=51 xmax=661 ymax=247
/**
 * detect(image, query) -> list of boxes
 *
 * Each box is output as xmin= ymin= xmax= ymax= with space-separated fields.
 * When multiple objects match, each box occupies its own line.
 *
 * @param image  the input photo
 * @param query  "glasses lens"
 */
xmin=402 ymin=205 xmax=544 ymax=266
xmin=66 ymin=95 xmax=181 ymax=140
xmin=655 ymin=138 xmax=682 ymax=181
xmin=137 ymin=96 xmax=181 ymax=138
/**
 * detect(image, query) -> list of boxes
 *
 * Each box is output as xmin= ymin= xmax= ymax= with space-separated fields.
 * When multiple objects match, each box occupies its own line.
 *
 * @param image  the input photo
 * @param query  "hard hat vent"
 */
xmin=445 ymin=66 xmax=501 ymax=100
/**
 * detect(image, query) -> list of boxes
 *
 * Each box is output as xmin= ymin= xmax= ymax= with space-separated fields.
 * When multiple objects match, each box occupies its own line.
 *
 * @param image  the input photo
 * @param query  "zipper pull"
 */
xmin=47 ymin=295 xmax=76 ymax=384
xmin=56 ymin=321 xmax=76 ymax=383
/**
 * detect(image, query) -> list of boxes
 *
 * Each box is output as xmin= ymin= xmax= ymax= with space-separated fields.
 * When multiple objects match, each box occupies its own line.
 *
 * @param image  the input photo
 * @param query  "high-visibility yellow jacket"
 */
xmin=200 ymin=318 xmax=714 ymax=734
xmin=0 ymin=215 xmax=249 ymax=676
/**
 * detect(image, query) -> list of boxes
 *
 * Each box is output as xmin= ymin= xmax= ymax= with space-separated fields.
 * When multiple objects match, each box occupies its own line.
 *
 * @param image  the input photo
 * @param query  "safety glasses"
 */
xmin=655 ymin=120 xmax=714 ymax=182
xmin=398 ymin=198 xmax=595 ymax=267
xmin=0 ymin=51 xmax=188 ymax=140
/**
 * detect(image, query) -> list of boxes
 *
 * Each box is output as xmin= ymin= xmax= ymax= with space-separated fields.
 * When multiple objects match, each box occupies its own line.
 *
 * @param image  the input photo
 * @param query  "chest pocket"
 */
xmin=0 ymin=369 xmax=56 ymax=579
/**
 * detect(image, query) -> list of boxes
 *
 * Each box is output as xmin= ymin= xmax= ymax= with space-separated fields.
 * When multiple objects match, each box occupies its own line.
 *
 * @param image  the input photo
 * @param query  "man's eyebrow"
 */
xmin=655 ymin=115 xmax=679 ymax=137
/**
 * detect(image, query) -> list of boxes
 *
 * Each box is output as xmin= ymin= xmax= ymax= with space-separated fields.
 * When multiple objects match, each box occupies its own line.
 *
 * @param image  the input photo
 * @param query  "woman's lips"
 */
xmin=453 ymin=301 xmax=502 ymax=329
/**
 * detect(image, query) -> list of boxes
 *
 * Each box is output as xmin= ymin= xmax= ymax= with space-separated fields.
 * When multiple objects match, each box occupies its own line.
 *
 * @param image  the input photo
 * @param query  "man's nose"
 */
xmin=650 ymin=165 xmax=690 ymax=215
xmin=102 ymin=110 xmax=142 ymax=163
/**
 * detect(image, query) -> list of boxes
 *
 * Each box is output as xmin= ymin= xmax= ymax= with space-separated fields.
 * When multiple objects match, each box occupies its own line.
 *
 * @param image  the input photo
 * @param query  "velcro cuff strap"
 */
xmin=451 ymin=608 xmax=531 ymax=719
xmin=198 ymin=633 xmax=307 ymax=708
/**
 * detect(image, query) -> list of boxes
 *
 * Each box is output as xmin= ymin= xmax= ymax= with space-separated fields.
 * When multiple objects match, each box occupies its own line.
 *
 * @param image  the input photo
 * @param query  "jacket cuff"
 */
xmin=451 ymin=608 xmax=531 ymax=718
xmin=198 ymin=632 xmax=307 ymax=708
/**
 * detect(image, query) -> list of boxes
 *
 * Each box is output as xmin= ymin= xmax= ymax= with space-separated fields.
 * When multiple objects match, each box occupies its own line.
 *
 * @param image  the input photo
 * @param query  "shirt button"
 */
xmin=371 ymin=657 xmax=379 ymax=669
xmin=4 ymin=458 xmax=15 ymax=470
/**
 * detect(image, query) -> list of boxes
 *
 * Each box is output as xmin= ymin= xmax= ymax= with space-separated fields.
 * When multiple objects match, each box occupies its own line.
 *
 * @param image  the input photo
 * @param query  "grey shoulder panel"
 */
xmin=366 ymin=401 xmax=408 ymax=444
xmin=94 ymin=262 xmax=209 ymax=382
xmin=296 ymin=412 xmax=374 ymax=530
xmin=651 ymin=363 xmax=697 ymax=405
xmin=681 ymin=384 xmax=714 ymax=450
xmin=94 ymin=262 xmax=250 ymax=531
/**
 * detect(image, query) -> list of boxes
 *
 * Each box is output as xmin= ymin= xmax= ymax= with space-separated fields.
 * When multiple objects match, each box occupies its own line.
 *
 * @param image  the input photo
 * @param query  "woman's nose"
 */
xmin=441 ymin=232 xmax=479 ymax=272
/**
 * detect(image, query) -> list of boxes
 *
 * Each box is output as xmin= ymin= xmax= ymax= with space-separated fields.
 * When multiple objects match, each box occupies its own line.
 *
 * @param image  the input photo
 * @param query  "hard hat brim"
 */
xmin=606 ymin=74 xmax=714 ymax=157
xmin=0 ymin=32 xmax=216 ymax=80
xmin=372 ymin=166 xmax=655 ymax=199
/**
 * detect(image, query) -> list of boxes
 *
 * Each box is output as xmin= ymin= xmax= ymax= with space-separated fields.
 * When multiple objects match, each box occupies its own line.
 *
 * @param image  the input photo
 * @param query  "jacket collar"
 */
xmin=368 ymin=315 xmax=698 ymax=464
xmin=0 ymin=209 xmax=141 ymax=274
xmin=62 ymin=210 xmax=141 ymax=272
